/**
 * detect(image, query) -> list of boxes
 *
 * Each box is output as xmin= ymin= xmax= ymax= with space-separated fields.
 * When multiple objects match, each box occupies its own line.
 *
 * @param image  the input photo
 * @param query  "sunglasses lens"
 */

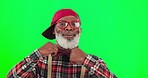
xmin=58 ymin=21 xmax=68 ymax=28
xmin=71 ymin=22 xmax=80 ymax=28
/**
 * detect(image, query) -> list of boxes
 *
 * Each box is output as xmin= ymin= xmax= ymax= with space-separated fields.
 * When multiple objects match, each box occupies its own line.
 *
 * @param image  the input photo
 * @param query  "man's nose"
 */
xmin=65 ymin=24 xmax=73 ymax=31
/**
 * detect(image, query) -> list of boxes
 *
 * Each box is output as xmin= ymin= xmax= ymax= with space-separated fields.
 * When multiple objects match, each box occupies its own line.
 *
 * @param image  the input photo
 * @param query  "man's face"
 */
xmin=54 ymin=16 xmax=81 ymax=40
xmin=54 ymin=16 xmax=81 ymax=49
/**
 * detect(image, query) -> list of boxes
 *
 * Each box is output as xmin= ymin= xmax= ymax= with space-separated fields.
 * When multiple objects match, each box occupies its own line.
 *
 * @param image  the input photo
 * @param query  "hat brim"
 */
xmin=42 ymin=24 xmax=55 ymax=40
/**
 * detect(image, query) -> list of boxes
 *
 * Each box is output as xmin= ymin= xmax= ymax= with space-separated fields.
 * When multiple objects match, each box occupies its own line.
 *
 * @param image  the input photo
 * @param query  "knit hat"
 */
xmin=42 ymin=9 xmax=80 ymax=39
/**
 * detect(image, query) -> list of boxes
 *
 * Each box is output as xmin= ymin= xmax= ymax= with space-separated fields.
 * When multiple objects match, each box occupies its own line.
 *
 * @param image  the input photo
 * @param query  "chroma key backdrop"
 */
xmin=0 ymin=0 xmax=147 ymax=78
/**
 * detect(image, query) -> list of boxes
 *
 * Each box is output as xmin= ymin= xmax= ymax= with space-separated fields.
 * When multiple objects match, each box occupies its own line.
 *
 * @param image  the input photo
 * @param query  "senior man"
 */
xmin=7 ymin=9 xmax=117 ymax=78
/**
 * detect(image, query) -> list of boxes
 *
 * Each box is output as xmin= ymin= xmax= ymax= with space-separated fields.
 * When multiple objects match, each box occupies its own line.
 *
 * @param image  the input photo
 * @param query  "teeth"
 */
xmin=62 ymin=33 xmax=75 ymax=37
xmin=65 ymin=34 xmax=73 ymax=36
xmin=65 ymin=35 xmax=73 ymax=37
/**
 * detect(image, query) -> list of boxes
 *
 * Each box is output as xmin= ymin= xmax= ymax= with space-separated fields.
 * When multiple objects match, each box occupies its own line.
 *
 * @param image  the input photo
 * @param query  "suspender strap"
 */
xmin=80 ymin=65 xmax=86 ymax=78
xmin=47 ymin=55 xmax=86 ymax=78
xmin=48 ymin=55 xmax=52 ymax=78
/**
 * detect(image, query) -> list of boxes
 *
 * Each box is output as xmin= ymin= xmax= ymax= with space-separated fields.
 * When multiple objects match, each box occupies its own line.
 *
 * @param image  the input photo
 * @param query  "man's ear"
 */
xmin=79 ymin=28 xmax=82 ymax=33
xmin=52 ymin=24 xmax=56 ymax=34
xmin=53 ymin=26 xmax=56 ymax=34
xmin=53 ymin=30 xmax=55 ymax=34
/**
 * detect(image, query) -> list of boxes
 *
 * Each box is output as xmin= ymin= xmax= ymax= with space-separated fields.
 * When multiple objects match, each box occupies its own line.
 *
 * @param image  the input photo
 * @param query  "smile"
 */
xmin=62 ymin=34 xmax=76 ymax=39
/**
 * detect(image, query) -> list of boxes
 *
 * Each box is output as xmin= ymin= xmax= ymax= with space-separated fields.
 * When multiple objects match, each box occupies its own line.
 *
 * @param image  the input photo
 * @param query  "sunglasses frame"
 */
xmin=56 ymin=20 xmax=80 ymax=30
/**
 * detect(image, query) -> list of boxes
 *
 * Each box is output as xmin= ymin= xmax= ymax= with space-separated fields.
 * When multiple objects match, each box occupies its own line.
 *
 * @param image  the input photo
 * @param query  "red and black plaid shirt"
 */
xmin=7 ymin=49 xmax=117 ymax=78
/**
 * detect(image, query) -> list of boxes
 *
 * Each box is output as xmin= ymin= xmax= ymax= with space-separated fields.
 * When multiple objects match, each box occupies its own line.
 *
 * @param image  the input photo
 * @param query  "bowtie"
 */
xmin=55 ymin=48 xmax=71 ymax=57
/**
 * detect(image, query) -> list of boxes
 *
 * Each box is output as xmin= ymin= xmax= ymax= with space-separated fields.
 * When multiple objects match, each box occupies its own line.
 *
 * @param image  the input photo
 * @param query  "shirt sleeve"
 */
xmin=7 ymin=49 xmax=43 ymax=78
xmin=83 ymin=54 xmax=117 ymax=78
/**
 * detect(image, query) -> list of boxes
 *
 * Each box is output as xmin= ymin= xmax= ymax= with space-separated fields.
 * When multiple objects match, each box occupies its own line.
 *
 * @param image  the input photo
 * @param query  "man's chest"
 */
xmin=37 ymin=55 xmax=87 ymax=78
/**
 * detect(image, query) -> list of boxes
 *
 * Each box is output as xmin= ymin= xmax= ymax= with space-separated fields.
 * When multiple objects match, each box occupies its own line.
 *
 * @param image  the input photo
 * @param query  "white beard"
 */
xmin=55 ymin=33 xmax=80 ymax=49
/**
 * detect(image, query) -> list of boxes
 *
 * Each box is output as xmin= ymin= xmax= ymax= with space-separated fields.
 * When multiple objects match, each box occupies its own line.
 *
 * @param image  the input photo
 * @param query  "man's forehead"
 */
xmin=58 ymin=16 xmax=78 ymax=21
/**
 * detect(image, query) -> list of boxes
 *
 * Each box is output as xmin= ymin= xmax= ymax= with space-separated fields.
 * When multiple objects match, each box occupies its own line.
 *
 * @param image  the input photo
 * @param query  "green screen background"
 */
xmin=0 ymin=0 xmax=147 ymax=78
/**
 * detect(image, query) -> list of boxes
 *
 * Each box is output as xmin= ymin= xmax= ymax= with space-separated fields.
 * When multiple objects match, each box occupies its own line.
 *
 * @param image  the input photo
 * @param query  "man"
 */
xmin=7 ymin=9 xmax=117 ymax=78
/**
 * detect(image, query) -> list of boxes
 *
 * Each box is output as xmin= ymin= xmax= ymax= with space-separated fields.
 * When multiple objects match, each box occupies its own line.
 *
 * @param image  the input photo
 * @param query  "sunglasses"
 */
xmin=56 ymin=20 xmax=80 ymax=30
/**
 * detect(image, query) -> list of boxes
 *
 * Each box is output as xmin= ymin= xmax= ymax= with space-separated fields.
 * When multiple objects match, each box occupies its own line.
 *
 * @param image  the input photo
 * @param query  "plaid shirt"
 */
xmin=7 ymin=50 xmax=117 ymax=78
